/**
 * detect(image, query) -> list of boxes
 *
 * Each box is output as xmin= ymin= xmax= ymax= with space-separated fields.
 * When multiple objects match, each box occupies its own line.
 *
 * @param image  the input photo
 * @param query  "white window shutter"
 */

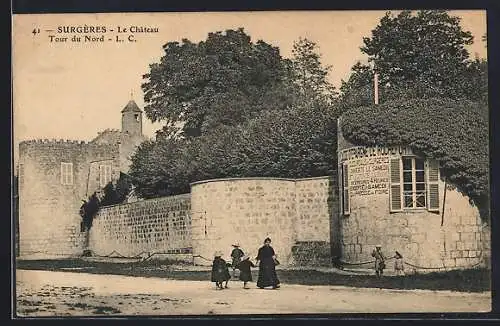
xmin=338 ymin=165 xmax=343 ymax=215
xmin=342 ymin=163 xmax=350 ymax=216
xmin=389 ymin=157 xmax=403 ymax=212
xmin=99 ymin=165 xmax=104 ymax=187
xmin=427 ymin=159 xmax=440 ymax=212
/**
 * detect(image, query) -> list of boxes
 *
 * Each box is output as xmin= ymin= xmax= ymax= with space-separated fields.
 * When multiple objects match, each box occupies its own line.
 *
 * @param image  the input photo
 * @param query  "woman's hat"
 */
xmin=375 ymin=244 xmax=382 ymax=248
xmin=214 ymin=251 xmax=223 ymax=257
xmin=241 ymin=254 xmax=250 ymax=261
xmin=232 ymin=242 xmax=240 ymax=247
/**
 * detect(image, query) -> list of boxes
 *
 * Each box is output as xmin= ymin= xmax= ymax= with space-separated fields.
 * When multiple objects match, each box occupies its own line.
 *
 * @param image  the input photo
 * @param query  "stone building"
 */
xmin=18 ymin=99 xmax=147 ymax=258
xmin=336 ymin=118 xmax=490 ymax=271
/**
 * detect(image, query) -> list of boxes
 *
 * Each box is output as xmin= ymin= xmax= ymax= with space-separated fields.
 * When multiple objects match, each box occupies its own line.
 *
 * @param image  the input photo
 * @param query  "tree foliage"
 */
xmin=341 ymin=98 xmax=489 ymax=220
xmin=338 ymin=10 xmax=488 ymax=109
xmin=142 ymin=28 xmax=295 ymax=138
xmin=129 ymin=138 xmax=189 ymax=198
xmin=79 ymin=193 xmax=100 ymax=231
xmin=131 ymin=33 xmax=338 ymax=198
xmin=100 ymin=173 xmax=134 ymax=207
xmin=78 ymin=173 xmax=133 ymax=231
xmin=290 ymin=38 xmax=337 ymax=105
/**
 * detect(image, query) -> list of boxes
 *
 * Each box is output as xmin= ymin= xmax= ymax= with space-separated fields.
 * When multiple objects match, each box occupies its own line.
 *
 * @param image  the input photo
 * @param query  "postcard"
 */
xmin=12 ymin=10 xmax=490 ymax=316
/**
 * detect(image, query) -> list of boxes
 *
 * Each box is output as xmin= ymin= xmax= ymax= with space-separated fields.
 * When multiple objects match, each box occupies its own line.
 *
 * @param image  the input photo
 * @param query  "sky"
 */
xmin=12 ymin=10 xmax=487 ymax=164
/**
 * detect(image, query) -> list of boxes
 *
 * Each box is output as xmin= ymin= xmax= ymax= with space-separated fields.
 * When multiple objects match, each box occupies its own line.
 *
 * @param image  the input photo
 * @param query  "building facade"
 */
xmin=337 ymin=118 xmax=490 ymax=271
xmin=18 ymin=99 xmax=146 ymax=258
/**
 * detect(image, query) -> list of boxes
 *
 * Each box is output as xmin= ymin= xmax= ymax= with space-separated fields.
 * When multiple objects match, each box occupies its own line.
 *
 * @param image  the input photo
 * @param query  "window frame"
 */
xmin=60 ymin=162 xmax=73 ymax=185
xmin=389 ymin=155 xmax=440 ymax=213
xmin=99 ymin=164 xmax=112 ymax=188
xmin=402 ymin=156 xmax=427 ymax=210
xmin=339 ymin=162 xmax=350 ymax=216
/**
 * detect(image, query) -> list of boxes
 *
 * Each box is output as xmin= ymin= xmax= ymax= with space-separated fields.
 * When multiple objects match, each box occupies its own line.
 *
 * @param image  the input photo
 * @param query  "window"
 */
xmin=389 ymin=156 xmax=440 ymax=212
xmin=60 ymin=162 xmax=73 ymax=185
xmin=99 ymin=164 xmax=112 ymax=188
xmin=402 ymin=157 xmax=426 ymax=208
xmin=134 ymin=114 xmax=139 ymax=122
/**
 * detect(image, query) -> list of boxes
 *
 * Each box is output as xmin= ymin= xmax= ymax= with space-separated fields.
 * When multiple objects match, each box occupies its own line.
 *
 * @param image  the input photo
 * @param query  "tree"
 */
xmin=290 ymin=38 xmax=337 ymax=105
xmin=100 ymin=173 xmax=134 ymax=207
xmin=338 ymin=10 xmax=487 ymax=108
xmin=142 ymin=28 xmax=294 ymax=138
xmin=338 ymin=62 xmax=375 ymax=111
xmin=131 ymin=35 xmax=339 ymax=198
xmin=234 ymin=101 xmax=338 ymax=178
xmin=79 ymin=192 xmax=100 ymax=251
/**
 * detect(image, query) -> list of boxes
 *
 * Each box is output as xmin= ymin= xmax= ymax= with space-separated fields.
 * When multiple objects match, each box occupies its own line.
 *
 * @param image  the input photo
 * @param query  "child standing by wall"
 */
xmin=211 ymin=251 xmax=231 ymax=290
xmin=237 ymin=254 xmax=256 ymax=289
xmin=394 ymin=251 xmax=405 ymax=276
xmin=371 ymin=245 xmax=386 ymax=277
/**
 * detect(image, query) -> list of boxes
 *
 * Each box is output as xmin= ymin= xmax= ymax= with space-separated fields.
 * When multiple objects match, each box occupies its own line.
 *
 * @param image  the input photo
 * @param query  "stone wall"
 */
xmin=337 ymin=120 xmax=491 ymax=272
xmin=89 ymin=194 xmax=191 ymax=258
xmin=18 ymin=139 xmax=119 ymax=258
xmin=295 ymin=178 xmax=335 ymax=242
xmin=294 ymin=178 xmax=340 ymax=265
xmin=190 ymin=177 xmax=337 ymax=266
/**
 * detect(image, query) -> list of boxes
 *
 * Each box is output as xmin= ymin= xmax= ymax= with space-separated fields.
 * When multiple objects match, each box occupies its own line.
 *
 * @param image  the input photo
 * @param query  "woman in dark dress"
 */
xmin=255 ymin=237 xmax=280 ymax=289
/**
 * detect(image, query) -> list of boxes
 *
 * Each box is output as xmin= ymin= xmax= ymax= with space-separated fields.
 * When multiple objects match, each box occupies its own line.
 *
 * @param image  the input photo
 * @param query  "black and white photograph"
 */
xmin=12 ymin=10 xmax=491 ymax=316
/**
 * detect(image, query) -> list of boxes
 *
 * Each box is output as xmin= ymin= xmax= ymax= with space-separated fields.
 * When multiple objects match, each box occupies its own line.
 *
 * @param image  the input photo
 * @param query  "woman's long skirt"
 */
xmin=257 ymin=258 xmax=280 ymax=288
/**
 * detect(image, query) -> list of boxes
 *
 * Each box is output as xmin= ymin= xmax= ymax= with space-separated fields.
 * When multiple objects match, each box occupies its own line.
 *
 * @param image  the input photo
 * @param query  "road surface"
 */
xmin=15 ymin=270 xmax=491 ymax=316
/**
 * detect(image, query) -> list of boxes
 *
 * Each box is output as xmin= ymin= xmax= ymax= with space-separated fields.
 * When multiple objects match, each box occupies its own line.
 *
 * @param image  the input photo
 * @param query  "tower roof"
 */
xmin=121 ymin=100 xmax=142 ymax=113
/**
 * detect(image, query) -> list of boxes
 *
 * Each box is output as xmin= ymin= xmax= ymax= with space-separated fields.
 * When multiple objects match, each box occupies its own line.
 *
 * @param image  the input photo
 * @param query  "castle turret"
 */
xmin=121 ymin=99 xmax=143 ymax=136
xmin=119 ymin=97 xmax=146 ymax=173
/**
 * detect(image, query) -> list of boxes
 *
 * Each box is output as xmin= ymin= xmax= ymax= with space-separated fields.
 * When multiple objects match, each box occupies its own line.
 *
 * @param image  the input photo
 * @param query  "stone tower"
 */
xmin=121 ymin=99 xmax=143 ymax=136
xmin=119 ymin=98 xmax=146 ymax=173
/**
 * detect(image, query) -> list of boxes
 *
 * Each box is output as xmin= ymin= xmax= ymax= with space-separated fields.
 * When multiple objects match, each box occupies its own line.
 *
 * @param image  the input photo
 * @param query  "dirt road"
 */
xmin=15 ymin=270 xmax=491 ymax=316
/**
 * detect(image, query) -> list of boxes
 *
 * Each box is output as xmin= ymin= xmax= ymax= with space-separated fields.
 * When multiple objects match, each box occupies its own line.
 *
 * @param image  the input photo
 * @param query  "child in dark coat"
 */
xmin=237 ymin=254 xmax=256 ymax=289
xmin=211 ymin=251 xmax=231 ymax=290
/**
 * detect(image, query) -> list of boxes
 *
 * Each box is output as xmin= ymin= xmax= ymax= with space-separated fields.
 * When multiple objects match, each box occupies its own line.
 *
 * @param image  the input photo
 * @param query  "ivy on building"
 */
xmin=340 ymin=97 xmax=489 ymax=221
xmin=79 ymin=172 xmax=133 ymax=230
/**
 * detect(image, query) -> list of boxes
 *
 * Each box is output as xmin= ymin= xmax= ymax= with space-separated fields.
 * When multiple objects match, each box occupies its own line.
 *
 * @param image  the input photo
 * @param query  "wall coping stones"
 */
xmin=98 ymin=192 xmax=191 ymax=210
xmin=190 ymin=176 xmax=334 ymax=187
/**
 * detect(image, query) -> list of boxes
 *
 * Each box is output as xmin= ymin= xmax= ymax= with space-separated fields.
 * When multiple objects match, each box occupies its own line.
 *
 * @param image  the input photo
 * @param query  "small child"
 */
xmin=230 ymin=242 xmax=245 ymax=278
xmin=394 ymin=251 xmax=405 ymax=276
xmin=211 ymin=251 xmax=231 ymax=290
xmin=237 ymin=254 xmax=256 ymax=289
xmin=371 ymin=245 xmax=386 ymax=277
